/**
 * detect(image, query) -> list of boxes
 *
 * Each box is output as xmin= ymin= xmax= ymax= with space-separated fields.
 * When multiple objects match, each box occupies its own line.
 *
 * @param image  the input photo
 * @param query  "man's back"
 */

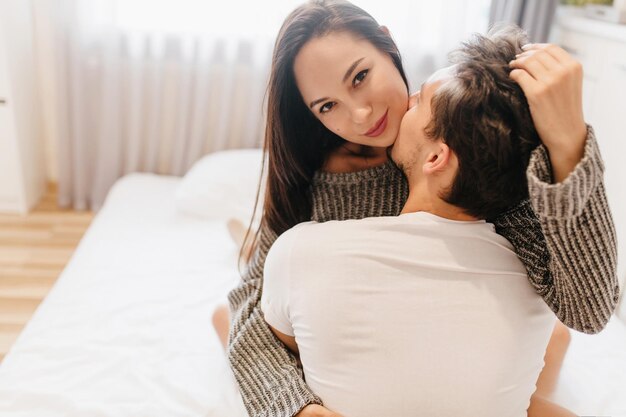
xmin=262 ymin=212 xmax=555 ymax=417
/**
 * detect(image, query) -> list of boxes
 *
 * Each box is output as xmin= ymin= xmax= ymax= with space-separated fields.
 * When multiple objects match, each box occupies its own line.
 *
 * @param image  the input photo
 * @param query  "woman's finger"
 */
xmin=515 ymin=49 xmax=561 ymax=73
xmin=523 ymin=43 xmax=573 ymax=65
xmin=509 ymin=54 xmax=547 ymax=81
xmin=509 ymin=68 xmax=538 ymax=95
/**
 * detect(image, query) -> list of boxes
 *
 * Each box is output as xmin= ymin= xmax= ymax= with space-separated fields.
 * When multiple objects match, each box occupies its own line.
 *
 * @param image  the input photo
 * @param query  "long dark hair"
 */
xmin=240 ymin=0 xmax=409 ymax=265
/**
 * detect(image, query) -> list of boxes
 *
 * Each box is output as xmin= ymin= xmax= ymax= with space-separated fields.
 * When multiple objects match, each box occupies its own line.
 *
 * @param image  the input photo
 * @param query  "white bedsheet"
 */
xmin=0 ymin=174 xmax=247 ymax=417
xmin=0 ymin=173 xmax=624 ymax=416
xmin=552 ymin=317 xmax=626 ymax=416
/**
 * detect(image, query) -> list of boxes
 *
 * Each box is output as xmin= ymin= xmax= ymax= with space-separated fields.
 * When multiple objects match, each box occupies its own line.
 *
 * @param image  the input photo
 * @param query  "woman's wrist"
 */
xmin=545 ymin=125 xmax=587 ymax=183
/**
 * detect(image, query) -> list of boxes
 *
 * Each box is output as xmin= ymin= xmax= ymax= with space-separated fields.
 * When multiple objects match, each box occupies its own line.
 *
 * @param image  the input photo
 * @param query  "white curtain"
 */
xmin=489 ymin=0 xmax=558 ymax=43
xmin=32 ymin=0 xmax=490 ymax=211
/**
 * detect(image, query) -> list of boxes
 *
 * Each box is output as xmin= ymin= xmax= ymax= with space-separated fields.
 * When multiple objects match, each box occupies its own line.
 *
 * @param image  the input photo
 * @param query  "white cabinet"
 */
xmin=0 ymin=0 xmax=46 ymax=214
xmin=554 ymin=13 xmax=626 ymax=287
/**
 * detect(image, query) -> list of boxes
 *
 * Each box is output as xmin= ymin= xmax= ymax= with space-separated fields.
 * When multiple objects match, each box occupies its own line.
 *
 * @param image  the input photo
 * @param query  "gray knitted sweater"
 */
xmin=227 ymin=128 xmax=619 ymax=417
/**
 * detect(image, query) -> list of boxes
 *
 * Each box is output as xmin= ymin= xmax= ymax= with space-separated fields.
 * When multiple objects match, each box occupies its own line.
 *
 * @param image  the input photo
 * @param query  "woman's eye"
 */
xmin=353 ymin=69 xmax=369 ymax=87
xmin=319 ymin=102 xmax=335 ymax=114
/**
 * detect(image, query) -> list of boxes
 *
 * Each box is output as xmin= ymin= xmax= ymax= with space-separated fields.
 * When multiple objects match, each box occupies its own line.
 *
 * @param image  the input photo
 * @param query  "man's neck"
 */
xmin=401 ymin=184 xmax=478 ymax=222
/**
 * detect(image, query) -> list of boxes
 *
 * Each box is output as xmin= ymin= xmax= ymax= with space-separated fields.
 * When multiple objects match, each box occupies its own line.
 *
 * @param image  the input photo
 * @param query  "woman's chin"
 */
xmin=377 ymin=130 xmax=399 ymax=148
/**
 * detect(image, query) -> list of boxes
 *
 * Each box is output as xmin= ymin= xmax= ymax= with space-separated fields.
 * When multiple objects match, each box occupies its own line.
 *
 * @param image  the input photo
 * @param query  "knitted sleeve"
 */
xmin=491 ymin=126 xmax=619 ymax=334
xmin=227 ymin=224 xmax=323 ymax=417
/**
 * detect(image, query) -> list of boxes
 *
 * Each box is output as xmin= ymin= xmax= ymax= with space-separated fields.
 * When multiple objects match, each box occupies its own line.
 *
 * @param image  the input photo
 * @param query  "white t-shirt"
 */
xmin=262 ymin=212 xmax=555 ymax=417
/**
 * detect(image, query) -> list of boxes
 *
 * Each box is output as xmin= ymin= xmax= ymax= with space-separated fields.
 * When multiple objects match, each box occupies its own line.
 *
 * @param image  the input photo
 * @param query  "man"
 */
xmin=261 ymin=27 xmax=568 ymax=417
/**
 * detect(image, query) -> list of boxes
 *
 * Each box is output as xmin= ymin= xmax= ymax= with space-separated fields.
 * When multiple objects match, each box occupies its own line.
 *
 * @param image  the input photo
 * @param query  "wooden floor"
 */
xmin=0 ymin=184 xmax=94 ymax=363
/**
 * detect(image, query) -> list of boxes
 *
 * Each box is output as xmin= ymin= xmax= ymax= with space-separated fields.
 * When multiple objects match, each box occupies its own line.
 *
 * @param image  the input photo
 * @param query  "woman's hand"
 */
xmin=296 ymin=404 xmax=344 ymax=417
xmin=509 ymin=43 xmax=587 ymax=183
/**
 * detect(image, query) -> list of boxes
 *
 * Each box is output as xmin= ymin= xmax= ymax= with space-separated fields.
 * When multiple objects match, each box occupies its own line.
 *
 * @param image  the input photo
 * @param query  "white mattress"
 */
xmin=0 ymin=174 xmax=247 ymax=417
xmin=0 ymin=173 xmax=624 ymax=416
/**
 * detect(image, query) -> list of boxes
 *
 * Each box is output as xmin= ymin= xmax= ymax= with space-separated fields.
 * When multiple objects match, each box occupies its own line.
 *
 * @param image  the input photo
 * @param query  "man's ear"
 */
xmin=380 ymin=25 xmax=390 ymax=36
xmin=422 ymin=142 xmax=451 ymax=175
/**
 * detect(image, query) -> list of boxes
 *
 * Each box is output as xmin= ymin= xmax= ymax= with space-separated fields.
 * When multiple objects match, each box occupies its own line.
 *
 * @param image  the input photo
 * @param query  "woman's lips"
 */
xmin=364 ymin=110 xmax=389 ymax=137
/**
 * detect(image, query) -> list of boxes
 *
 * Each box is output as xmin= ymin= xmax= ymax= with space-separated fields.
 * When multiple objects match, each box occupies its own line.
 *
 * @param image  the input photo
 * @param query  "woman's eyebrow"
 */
xmin=342 ymin=57 xmax=365 ymax=83
xmin=309 ymin=97 xmax=329 ymax=109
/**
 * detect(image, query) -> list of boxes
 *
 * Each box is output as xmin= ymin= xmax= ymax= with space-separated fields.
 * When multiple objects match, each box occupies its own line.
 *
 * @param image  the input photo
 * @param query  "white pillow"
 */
xmin=176 ymin=148 xmax=266 ymax=223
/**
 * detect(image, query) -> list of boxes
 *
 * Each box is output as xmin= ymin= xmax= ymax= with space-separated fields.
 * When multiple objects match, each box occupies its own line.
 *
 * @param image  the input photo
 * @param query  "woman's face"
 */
xmin=293 ymin=31 xmax=409 ymax=148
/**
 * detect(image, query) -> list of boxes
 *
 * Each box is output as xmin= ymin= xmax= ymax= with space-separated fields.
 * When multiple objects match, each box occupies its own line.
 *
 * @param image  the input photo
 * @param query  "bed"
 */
xmin=0 ymin=149 xmax=624 ymax=417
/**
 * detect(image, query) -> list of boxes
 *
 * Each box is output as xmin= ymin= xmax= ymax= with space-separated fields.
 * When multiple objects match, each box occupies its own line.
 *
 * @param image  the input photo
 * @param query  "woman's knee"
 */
xmin=212 ymin=304 xmax=231 ymax=349
xmin=212 ymin=304 xmax=230 ymax=328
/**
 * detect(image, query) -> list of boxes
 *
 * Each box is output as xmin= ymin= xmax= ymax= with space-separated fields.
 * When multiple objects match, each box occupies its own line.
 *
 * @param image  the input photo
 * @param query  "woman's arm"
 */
xmin=492 ymin=129 xmax=618 ymax=333
xmin=493 ymin=44 xmax=618 ymax=333
xmin=529 ymin=128 xmax=619 ymax=331
xmin=227 ymin=224 xmax=323 ymax=417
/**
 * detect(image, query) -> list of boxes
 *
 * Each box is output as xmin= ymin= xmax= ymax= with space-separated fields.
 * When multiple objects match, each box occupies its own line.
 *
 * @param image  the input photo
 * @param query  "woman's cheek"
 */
xmin=330 ymin=119 xmax=341 ymax=133
xmin=320 ymin=119 xmax=336 ymax=134
xmin=390 ymin=112 xmax=404 ymax=135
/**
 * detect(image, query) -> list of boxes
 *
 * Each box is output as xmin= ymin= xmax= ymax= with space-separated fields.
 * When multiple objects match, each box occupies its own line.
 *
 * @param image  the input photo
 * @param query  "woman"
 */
xmin=214 ymin=1 xmax=618 ymax=416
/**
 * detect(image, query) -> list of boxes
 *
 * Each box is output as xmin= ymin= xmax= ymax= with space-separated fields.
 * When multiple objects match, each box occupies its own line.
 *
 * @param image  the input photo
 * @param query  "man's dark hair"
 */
xmin=426 ymin=24 xmax=541 ymax=220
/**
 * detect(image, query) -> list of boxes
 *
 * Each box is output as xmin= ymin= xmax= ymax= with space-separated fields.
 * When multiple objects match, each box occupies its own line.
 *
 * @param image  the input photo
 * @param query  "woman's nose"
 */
xmin=351 ymin=104 xmax=372 ymax=125
xmin=408 ymin=92 xmax=419 ymax=109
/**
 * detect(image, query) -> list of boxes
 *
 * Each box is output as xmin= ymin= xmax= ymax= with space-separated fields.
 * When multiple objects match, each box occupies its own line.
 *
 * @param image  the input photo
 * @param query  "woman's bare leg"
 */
xmin=212 ymin=304 xmax=230 ymax=350
xmin=535 ymin=321 xmax=571 ymax=398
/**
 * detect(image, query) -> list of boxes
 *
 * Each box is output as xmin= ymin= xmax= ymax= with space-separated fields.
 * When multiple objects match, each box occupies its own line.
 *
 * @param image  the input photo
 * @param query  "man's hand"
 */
xmin=509 ymin=43 xmax=587 ymax=183
xmin=295 ymin=404 xmax=344 ymax=417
